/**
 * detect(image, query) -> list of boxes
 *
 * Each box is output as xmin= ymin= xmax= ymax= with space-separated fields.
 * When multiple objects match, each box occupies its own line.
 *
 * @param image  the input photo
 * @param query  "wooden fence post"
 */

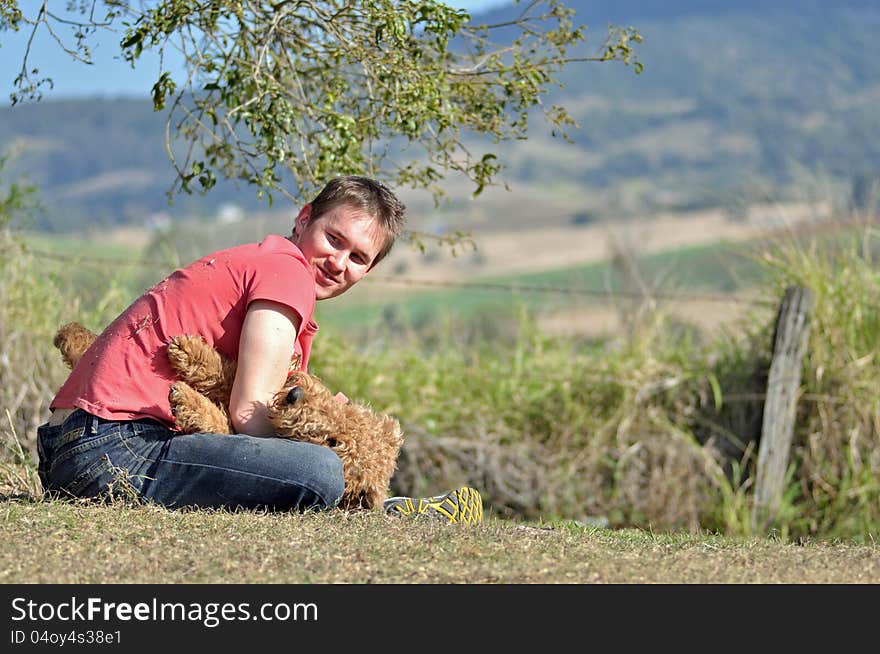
xmin=752 ymin=285 xmax=814 ymax=533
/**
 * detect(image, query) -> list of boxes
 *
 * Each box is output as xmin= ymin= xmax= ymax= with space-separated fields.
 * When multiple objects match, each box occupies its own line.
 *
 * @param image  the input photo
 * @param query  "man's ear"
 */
xmin=293 ymin=204 xmax=312 ymax=235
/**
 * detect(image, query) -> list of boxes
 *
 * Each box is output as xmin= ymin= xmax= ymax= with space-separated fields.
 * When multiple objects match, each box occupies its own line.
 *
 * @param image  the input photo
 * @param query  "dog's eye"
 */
xmin=285 ymin=387 xmax=304 ymax=404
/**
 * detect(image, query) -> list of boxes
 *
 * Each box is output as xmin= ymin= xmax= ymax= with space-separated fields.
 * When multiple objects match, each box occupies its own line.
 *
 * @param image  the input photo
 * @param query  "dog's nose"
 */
xmin=285 ymin=386 xmax=304 ymax=405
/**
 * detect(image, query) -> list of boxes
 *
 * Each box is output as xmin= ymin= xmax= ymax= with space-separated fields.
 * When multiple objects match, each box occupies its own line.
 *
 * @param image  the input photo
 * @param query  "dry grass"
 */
xmin=1 ymin=496 xmax=877 ymax=584
xmin=0 ymin=231 xmax=131 ymax=455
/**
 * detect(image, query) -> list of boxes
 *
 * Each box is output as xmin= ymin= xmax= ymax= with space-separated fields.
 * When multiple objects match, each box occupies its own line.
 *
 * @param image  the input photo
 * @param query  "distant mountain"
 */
xmin=481 ymin=0 xmax=880 ymax=24
xmin=0 ymin=98 xmax=271 ymax=231
xmin=478 ymin=0 xmax=880 ymax=213
xmin=2 ymin=0 xmax=879 ymax=232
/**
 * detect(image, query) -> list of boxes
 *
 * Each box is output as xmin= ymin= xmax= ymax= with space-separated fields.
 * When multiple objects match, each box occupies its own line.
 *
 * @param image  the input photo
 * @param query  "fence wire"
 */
xmin=4 ymin=243 xmax=776 ymax=307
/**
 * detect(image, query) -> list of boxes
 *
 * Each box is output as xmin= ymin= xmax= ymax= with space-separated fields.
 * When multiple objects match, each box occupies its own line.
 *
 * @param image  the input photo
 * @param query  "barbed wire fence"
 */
xmin=0 ymin=236 xmax=795 ymax=466
xmin=4 ymin=243 xmax=777 ymax=309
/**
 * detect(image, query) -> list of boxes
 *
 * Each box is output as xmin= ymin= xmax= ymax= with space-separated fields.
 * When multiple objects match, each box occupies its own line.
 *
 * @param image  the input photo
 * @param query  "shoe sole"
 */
xmin=385 ymin=486 xmax=483 ymax=525
xmin=425 ymin=486 xmax=483 ymax=525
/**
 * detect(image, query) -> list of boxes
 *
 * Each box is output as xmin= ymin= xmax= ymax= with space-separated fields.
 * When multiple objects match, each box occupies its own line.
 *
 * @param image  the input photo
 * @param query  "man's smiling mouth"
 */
xmin=316 ymin=266 xmax=339 ymax=285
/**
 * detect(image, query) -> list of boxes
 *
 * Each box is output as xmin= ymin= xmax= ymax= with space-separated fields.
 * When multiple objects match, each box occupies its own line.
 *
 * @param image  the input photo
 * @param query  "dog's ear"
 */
xmin=285 ymin=386 xmax=304 ymax=405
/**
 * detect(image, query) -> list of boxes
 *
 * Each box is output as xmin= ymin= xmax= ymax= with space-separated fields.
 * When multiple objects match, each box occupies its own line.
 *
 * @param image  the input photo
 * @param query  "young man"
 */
xmin=37 ymin=176 xmax=401 ymax=511
xmin=37 ymin=175 xmax=483 ymax=523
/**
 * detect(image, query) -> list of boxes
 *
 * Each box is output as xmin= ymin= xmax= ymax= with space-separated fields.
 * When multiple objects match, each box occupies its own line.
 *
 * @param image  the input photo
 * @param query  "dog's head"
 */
xmin=269 ymin=370 xmax=404 ymax=511
xmin=54 ymin=322 xmax=98 ymax=370
xmin=267 ymin=371 xmax=340 ymax=445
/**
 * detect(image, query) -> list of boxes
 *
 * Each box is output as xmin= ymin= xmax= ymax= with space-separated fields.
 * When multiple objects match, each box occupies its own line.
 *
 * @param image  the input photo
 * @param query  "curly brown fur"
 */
xmin=167 ymin=381 xmax=232 ymax=434
xmin=54 ymin=322 xmax=403 ymax=510
xmin=267 ymin=372 xmax=404 ymax=510
xmin=54 ymin=322 xmax=98 ymax=369
xmin=166 ymin=335 xmax=236 ymax=407
xmin=165 ymin=336 xmax=404 ymax=510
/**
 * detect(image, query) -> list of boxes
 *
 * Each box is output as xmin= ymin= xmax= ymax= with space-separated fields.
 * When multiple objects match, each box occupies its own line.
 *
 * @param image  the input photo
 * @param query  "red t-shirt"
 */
xmin=51 ymin=234 xmax=318 ymax=429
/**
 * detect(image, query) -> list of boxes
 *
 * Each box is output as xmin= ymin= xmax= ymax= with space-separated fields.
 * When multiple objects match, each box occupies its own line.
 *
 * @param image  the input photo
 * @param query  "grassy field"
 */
xmin=317 ymin=239 xmax=770 ymax=337
xmin=15 ymin=225 xmax=772 ymax=349
xmin=4 ymin=210 xmax=880 ymax=562
xmin=2 ymin=495 xmax=878 ymax=584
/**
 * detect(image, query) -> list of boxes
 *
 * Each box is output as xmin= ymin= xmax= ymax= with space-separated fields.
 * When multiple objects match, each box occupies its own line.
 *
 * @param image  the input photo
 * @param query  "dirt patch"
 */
xmin=536 ymin=297 xmax=775 ymax=339
xmin=383 ymin=202 xmax=829 ymax=283
xmin=89 ymin=199 xmax=829 ymax=340
xmin=363 ymin=200 xmax=825 ymax=338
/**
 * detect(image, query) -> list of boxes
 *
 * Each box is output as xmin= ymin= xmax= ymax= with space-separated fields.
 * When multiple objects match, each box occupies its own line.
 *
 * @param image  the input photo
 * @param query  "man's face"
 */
xmin=291 ymin=202 xmax=386 ymax=300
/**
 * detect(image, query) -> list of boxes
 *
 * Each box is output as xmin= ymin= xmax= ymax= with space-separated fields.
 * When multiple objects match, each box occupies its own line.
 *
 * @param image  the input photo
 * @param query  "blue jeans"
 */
xmin=36 ymin=409 xmax=345 ymax=511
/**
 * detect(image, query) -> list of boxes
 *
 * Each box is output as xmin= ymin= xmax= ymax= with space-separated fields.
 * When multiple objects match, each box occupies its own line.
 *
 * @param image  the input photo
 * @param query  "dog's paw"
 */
xmin=166 ymin=338 xmax=190 ymax=373
xmin=168 ymin=382 xmax=182 ymax=415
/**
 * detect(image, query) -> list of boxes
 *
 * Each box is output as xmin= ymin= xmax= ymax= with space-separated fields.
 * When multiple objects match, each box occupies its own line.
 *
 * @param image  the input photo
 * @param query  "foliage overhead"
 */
xmin=3 ymin=0 xmax=642 ymax=203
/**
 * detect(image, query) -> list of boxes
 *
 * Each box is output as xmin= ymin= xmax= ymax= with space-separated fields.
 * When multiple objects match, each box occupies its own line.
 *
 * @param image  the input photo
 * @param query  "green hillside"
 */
xmin=1 ymin=2 xmax=879 ymax=232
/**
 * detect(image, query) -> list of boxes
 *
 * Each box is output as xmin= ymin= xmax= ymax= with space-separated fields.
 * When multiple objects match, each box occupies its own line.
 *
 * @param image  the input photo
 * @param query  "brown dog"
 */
xmin=54 ymin=322 xmax=404 ymax=510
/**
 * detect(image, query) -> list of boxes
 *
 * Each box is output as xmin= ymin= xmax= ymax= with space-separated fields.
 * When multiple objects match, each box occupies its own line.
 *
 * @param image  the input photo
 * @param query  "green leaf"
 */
xmin=707 ymin=373 xmax=723 ymax=412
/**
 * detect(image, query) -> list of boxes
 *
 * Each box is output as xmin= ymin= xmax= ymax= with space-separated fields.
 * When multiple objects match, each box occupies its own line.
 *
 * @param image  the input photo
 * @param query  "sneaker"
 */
xmin=383 ymin=486 xmax=483 ymax=525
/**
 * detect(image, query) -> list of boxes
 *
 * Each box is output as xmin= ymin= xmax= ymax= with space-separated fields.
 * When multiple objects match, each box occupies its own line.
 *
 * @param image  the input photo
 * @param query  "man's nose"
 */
xmin=326 ymin=251 xmax=346 ymax=272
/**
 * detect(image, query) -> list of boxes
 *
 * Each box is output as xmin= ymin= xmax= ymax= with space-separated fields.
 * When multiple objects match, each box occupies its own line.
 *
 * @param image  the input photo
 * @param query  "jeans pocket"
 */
xmin=63 ymin=453 xmax=115 ymax=497
xmin=40 ymin=410 xmax=89 ymax=461
xmin=37 ymin=414 xmax=89 ymax=492
xmin=40 ymin=412 xmax=124 ymax=498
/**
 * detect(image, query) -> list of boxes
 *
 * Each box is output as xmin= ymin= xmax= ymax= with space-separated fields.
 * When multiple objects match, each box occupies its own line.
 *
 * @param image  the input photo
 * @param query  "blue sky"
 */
xmin=0 ymin=1 xmax=511 ymax=102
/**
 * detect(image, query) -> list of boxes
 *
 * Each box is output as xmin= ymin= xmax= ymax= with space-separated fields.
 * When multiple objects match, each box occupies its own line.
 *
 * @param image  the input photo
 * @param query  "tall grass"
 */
xmin=312 ymin=307 xmax=746 ymax=532
xmin=754 ymin=222 xmax=880 ymax=538
xmin=311 ymin=218 xmax=880 ymax=540
xmin=0 ymin=230 xmax=133 ymax=465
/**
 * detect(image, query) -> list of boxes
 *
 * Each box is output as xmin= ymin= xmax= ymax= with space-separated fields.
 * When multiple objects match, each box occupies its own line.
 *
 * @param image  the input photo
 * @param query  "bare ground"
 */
xmin=382 ymin=201 xmax=830 ymax=282
xmin=345 ymin=201 xmax=824 ymax=337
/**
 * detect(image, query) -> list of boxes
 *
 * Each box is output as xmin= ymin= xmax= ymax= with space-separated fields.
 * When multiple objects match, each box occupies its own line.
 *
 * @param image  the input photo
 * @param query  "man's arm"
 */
xmin=229 ymin=300 xmax=301 ymax=435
